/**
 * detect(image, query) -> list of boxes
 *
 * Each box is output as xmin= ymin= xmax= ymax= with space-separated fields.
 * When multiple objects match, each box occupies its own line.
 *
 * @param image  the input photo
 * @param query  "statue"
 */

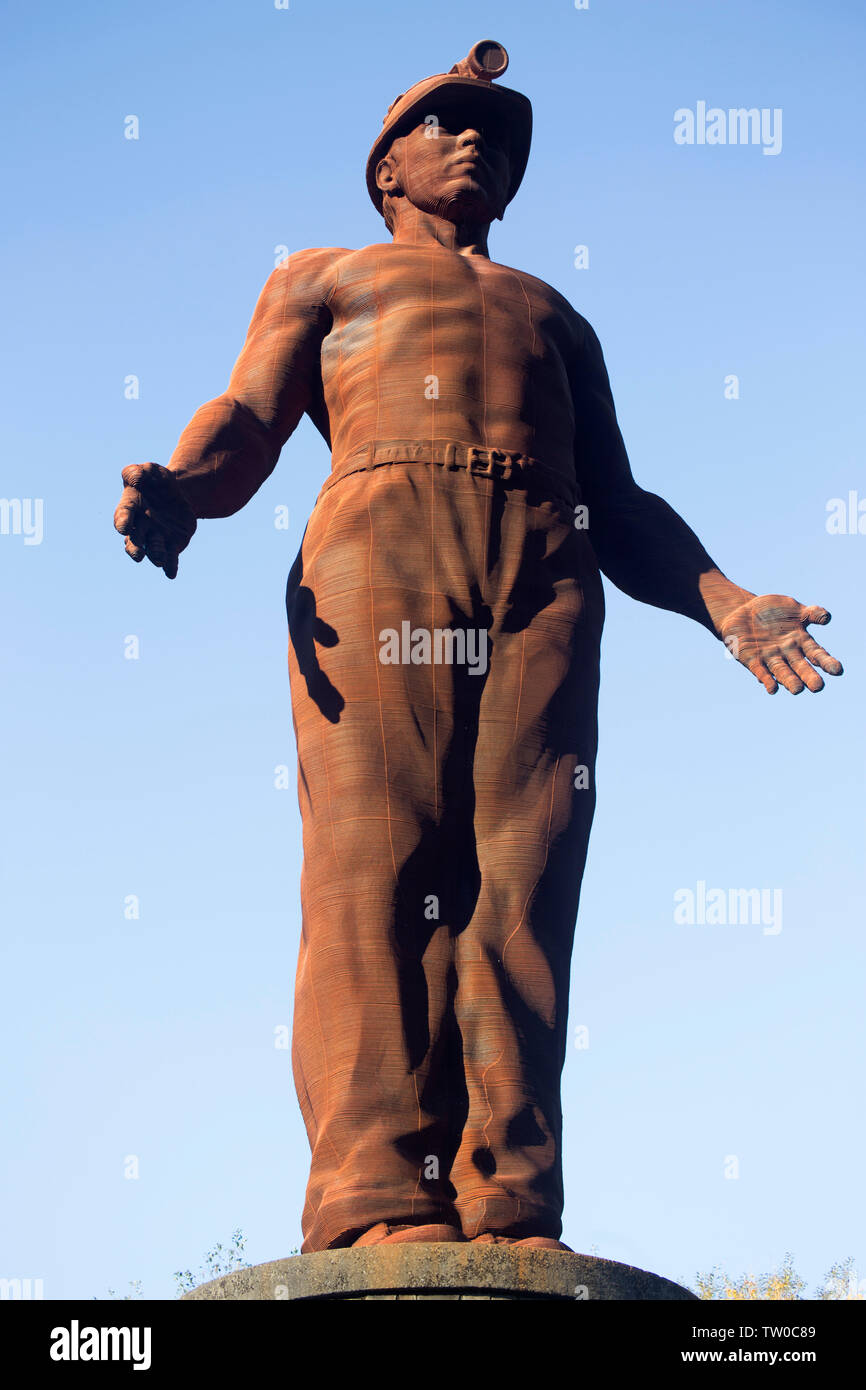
xmin=114 ymin=40 xmax=843 ymax=1255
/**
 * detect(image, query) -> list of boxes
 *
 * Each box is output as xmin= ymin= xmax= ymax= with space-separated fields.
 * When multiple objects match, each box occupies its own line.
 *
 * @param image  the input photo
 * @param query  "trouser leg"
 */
xmin=288 ymin=466 xmax=486 ymax=1250
xmin=449 ymin=491 xmax=604 ymax=1238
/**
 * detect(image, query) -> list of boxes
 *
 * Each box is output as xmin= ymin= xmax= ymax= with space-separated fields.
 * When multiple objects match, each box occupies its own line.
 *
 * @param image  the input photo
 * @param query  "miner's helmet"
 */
xmin=365 ymin=39 xmax=533 ymax=217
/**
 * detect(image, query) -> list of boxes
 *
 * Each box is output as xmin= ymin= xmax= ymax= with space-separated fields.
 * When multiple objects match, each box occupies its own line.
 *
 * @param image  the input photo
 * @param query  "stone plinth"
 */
xmin=181 ymin=1246 xmax=698 ymax=1301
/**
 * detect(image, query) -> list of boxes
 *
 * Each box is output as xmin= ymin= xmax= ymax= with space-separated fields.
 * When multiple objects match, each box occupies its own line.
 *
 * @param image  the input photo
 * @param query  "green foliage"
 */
xmin=173 ymin=1228 xmax=251 ymax=1297
xmin=103 ymin=1280 xmax=143 ymax=1301
xmin=99 ymin=1229 xmax=254 ymax=1300
xmin=694 ymin=1253 xmax=864 ymax=1300
xmin=818 ymin=1257 xmax=865 ymax=1301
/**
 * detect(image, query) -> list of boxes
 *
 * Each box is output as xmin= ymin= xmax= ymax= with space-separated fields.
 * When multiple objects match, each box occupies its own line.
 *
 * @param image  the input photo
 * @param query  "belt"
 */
xmin=318 ymin=439 xmax=579 ymax=508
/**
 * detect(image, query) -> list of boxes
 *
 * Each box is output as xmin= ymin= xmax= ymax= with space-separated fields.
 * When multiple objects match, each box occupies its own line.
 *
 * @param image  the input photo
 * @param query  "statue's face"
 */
xmin=378 ymin=108 xmax=513 ymax=224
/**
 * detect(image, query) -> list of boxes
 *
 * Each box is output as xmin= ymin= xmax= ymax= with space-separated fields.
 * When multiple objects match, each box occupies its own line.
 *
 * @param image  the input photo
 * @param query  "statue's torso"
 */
xmin=319 ymin=245 xmax=580 ymax=485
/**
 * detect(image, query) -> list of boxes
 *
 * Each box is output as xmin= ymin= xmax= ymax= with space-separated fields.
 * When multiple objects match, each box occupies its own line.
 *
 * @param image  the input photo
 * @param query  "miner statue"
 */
xmin=114 ymin=40 xmax=842 ymax=1254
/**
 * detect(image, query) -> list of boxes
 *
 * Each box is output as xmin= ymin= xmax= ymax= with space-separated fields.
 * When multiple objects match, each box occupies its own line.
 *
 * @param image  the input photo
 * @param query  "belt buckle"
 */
xmin=467 ymin=446 xmax=514 ymax=481
xmin=467 ymin=445 xmax=492 ymax=476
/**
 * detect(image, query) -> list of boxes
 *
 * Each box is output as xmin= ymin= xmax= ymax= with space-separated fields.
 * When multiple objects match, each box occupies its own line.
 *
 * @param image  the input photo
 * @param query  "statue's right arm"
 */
xmin=114 ymin=248 xmax=343 ymax=575
xmin=166 ymin=249 xmax=339 ymax=517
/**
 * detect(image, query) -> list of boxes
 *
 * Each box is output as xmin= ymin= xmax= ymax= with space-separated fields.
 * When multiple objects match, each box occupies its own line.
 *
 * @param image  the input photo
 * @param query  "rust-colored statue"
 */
xmin=114 ymin=41 xmax=843 ymax=1254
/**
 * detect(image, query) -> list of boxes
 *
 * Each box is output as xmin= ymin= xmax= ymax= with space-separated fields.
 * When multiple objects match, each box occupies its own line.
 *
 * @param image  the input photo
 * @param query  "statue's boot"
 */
xmin=469 ymin=1233 xmax=573 ymax=1252
xmin=352 ymin=1222 xmax=464 ymax=1247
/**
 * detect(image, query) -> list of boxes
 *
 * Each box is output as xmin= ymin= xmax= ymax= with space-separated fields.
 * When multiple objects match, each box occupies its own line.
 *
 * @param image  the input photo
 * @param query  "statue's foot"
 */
xmin=469 ymin=1233 xmax=574 ymax=1252
xmin=352 ymin=1222 xmax=464 ymax=1247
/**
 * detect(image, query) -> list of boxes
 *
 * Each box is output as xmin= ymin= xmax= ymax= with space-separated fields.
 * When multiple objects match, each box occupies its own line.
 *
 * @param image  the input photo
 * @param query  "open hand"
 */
xmin=113 ymin=462 xmax=197 ymax=579
xmin=719 ymin=594 xmax=843 ymax=694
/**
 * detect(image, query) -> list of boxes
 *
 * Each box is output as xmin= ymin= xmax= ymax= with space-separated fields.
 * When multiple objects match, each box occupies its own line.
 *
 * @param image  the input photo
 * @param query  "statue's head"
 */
xmin=366 ymin=40 xmax=532 ymax=233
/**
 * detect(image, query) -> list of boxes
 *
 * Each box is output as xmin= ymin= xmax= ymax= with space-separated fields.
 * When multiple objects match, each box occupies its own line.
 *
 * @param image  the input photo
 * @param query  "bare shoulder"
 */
xmin=493 ymin=259 xmax=590 ymax=333
xmin=516 ymin=267 xmax=606 ymax=363
xmin=255 ymin=247 xmax=357 ymax=317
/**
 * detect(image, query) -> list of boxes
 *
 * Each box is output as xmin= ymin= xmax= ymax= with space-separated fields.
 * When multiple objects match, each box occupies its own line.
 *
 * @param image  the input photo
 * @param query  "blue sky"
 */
xmin=1 ymin=0 xmax=863 ymax=1299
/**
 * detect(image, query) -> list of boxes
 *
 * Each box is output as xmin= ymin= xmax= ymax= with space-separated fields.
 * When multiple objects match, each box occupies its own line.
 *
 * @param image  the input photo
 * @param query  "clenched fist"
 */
xmin=719 ymin=593 xmax=844 ymax=695
xmin=113 ymin=462 xmax=197 ymax=579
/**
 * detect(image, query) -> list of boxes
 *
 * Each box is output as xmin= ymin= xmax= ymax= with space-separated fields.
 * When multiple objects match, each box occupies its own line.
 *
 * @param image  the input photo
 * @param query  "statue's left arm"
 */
xmin=571 ymin=318 xmax=843 ymax=694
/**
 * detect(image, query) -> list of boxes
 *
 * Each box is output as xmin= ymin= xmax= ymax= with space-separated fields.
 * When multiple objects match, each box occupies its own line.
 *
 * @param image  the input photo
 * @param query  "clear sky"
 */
xmin=1 ymin=0 xmax=863 ymax=1300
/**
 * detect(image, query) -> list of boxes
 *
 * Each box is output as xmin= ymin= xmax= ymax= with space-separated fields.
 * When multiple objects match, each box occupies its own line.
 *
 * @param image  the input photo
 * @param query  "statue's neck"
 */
xmin=390 ymin=204 xmax=491 ymax=258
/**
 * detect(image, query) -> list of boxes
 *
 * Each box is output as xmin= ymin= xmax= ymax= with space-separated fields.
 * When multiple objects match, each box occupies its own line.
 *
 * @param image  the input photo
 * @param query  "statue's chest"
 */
xmin=322 ymin=261 xmax=560 ymax=368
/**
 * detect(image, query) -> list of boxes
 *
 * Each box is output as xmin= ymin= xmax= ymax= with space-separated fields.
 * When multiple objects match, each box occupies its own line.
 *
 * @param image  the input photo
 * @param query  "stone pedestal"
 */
xmin=181 ymin=1246 xmax=698 ymax=1301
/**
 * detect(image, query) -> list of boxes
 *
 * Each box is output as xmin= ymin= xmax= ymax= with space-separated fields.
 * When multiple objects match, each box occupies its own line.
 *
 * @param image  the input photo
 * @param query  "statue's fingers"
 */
xmin=121 ymin=461 xmax=160 ymax=490
xmin=162 ymin=549 xmax=179 ymax=580
xmin=747 ymin=658 xmax=778 ymax=694
xmin=787 ymin=652 xmax=824 ymax=693
xmin=123 ymin=511 xmax=153 ymax=561
xmin=153 ymin=508 xmax=196 ymax=549
xmin=799 ymin=634 xmax=843 ymax=676
xmin=765 ymin=652 xmax=805 ymax=694
xmin=146 ymin=529 xmax=168 ymax=568
xmin=124 ymin=535 xmax=145 ymax=563
xmin=801 ymin=604 xmax=831 ymax=627
xmin=121 ymin=464 xmax=144 ymax=488
xmin=113 ymin=487 xmax=142 ymax=535
xmin=122 ymin=463 xmax=180 ymax=517
xmin=130 ymin=461 xmax=187 ymax=509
